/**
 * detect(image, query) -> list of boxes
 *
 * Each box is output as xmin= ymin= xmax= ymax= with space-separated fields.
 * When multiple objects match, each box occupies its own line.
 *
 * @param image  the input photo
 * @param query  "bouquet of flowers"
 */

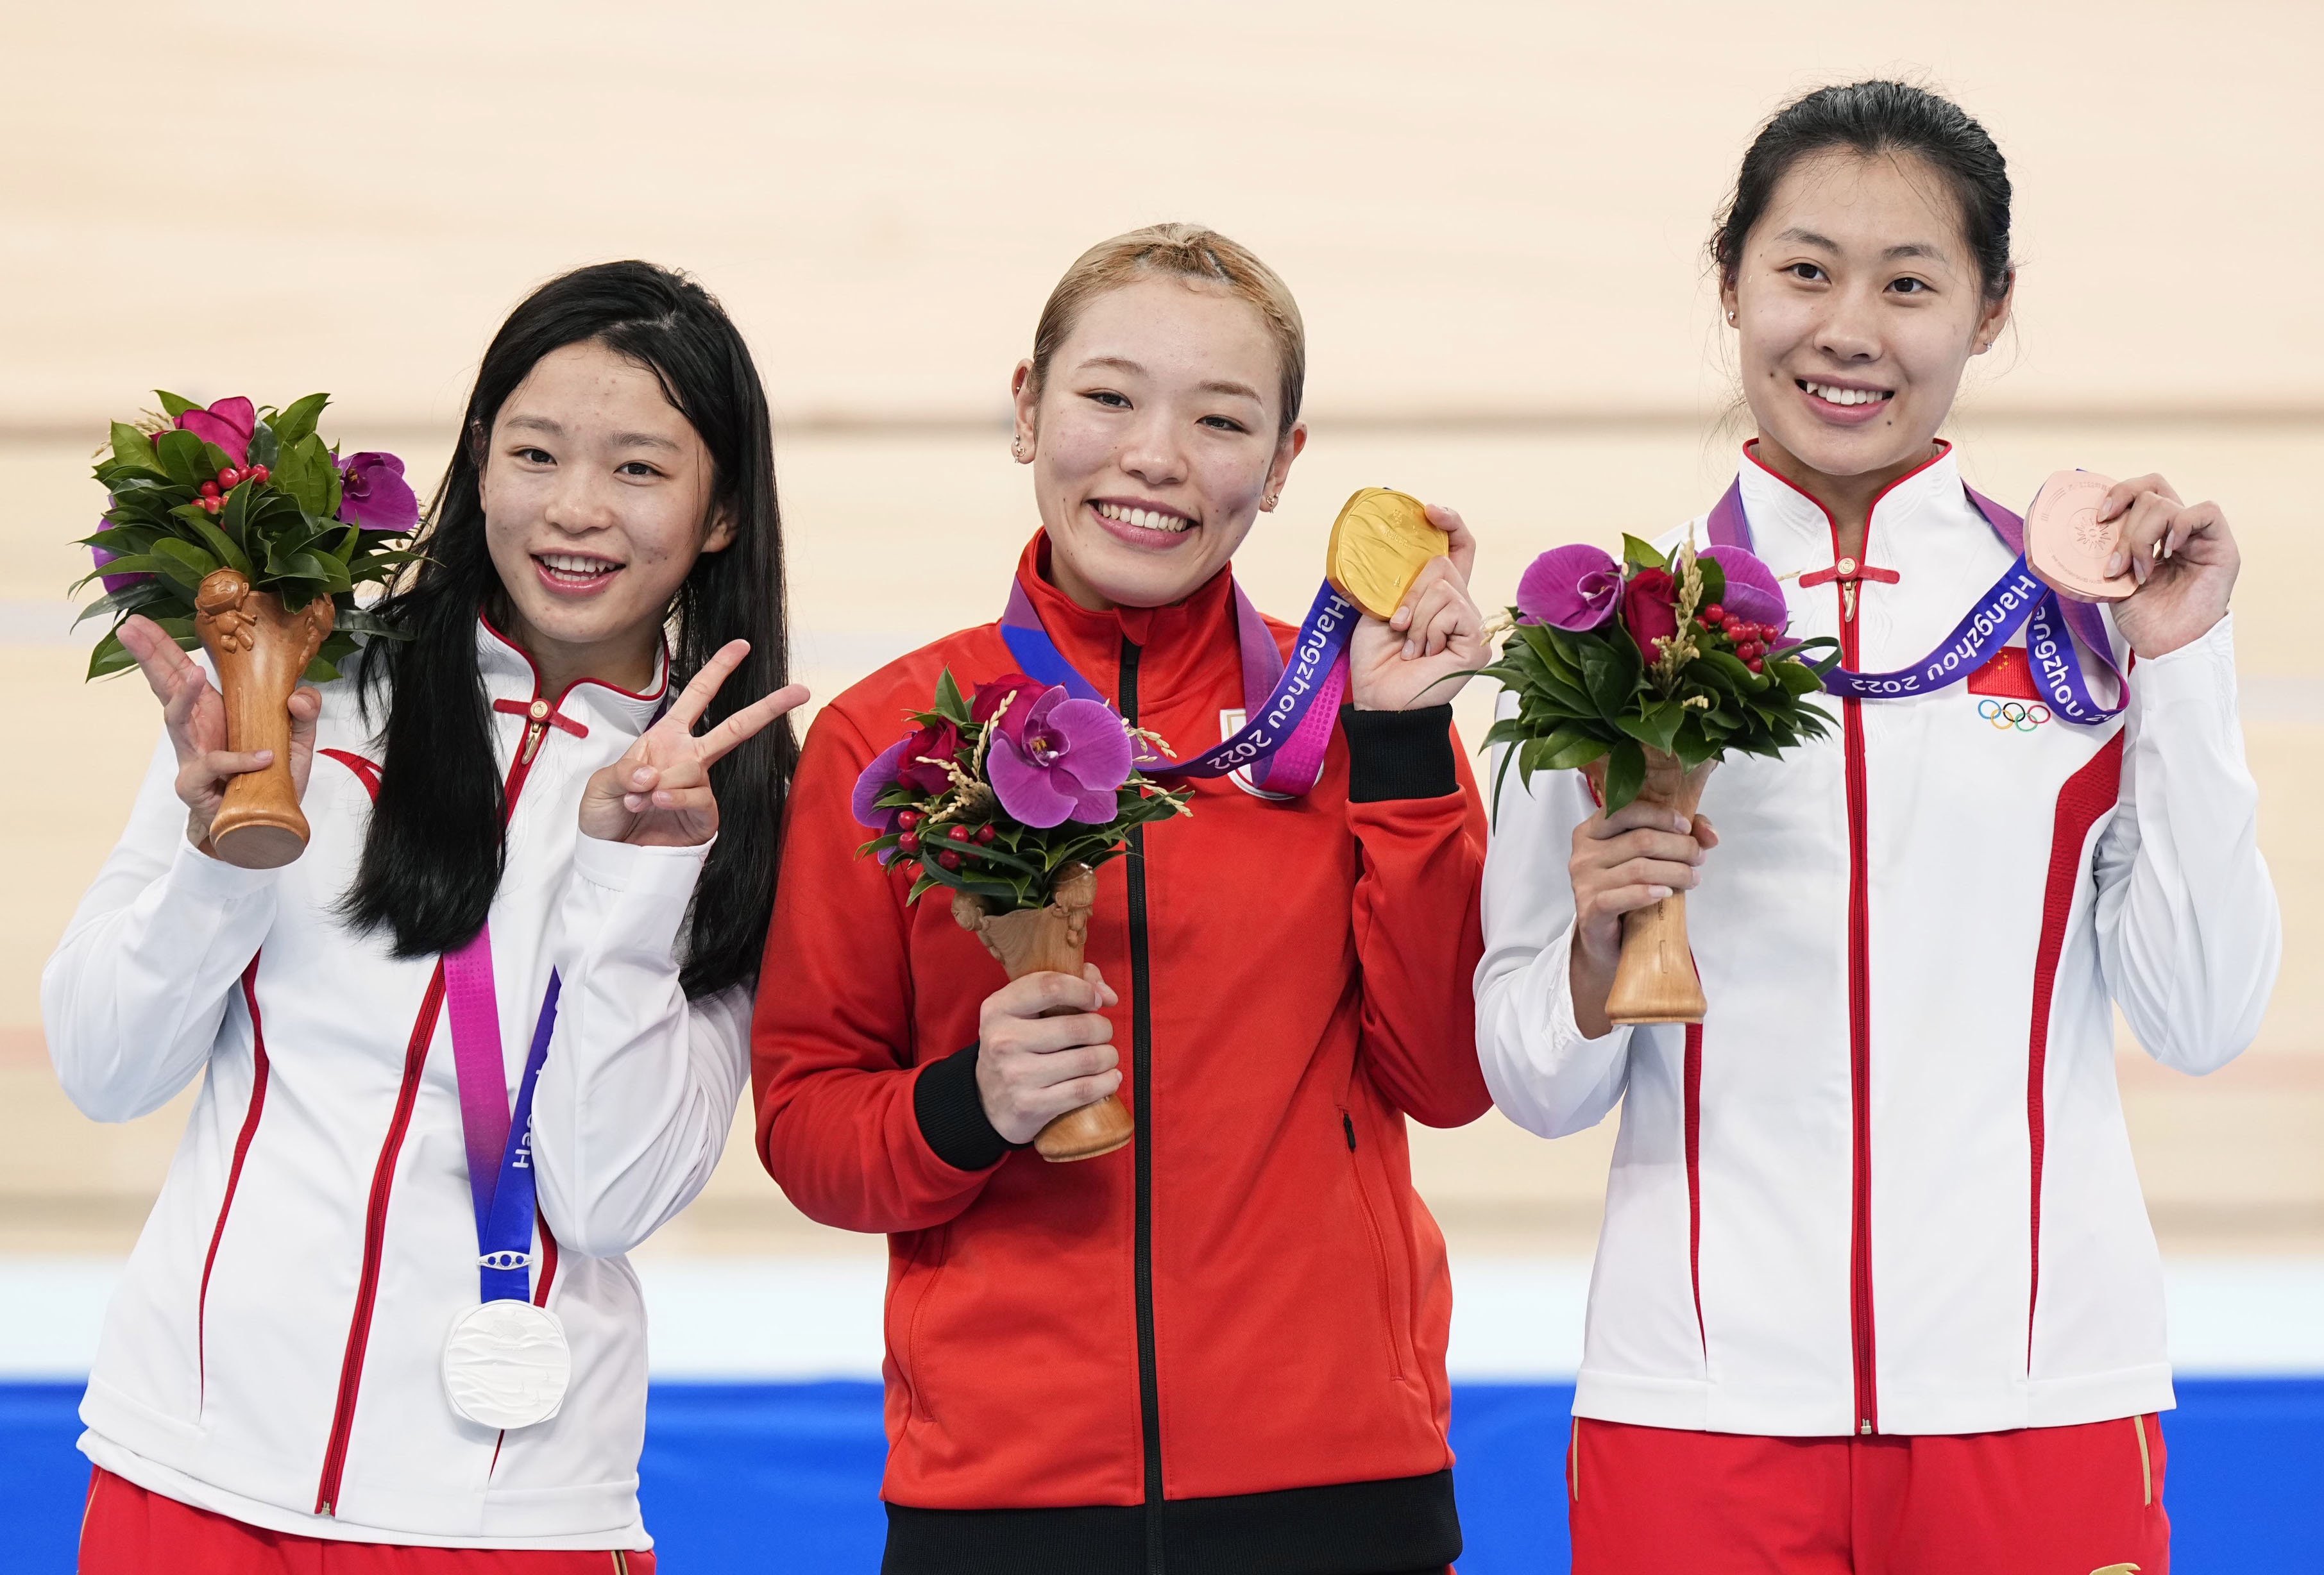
xmin=78 ymin=392 xmax=419 ymax=682
xmin=853 ymin=670 xmax=1191 ymax=1161
xmin=76 ymin=392 xmax=421 ymax=868
xmin=1482 ymin=534 xmax=1838 ymax=1022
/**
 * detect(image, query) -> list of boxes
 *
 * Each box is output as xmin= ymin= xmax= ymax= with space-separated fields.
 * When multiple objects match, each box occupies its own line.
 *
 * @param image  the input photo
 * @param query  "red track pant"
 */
xmin=1566 ymin=1414 xmax=2168 ymax=1574
xmin=79 ymin=1469 xmax=657 ymax=1574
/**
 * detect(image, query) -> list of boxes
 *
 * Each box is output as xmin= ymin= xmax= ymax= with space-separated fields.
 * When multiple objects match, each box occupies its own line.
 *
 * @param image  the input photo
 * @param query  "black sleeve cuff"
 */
xmin=1340 ymin=703 xmax=1459 ymax=803
xmin=913 ymin=1043 xmax=1015 ymax=1172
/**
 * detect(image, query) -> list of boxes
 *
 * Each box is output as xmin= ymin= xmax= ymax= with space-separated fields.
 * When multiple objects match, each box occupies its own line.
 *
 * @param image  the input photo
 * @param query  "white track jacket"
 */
xmin=42 ymin=622 xmax=752 ymax=1548
xmin=1476 ymin=447 xmax=2280 ymax=1438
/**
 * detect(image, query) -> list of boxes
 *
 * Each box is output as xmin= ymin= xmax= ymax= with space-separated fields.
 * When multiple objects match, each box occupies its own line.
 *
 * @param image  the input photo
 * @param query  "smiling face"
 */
xmin=479 ymin=339 xmax=732 ymax=692
xmin=1722 ymin=149 xmax=2013 ymax=487
xmin=1012 ymin=275 xmax=1305 ymax=611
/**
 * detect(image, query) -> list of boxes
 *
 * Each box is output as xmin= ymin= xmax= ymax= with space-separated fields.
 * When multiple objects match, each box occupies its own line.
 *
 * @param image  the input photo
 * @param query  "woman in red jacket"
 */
xmin=752 ymin=223 xmax=1492 ymax=1572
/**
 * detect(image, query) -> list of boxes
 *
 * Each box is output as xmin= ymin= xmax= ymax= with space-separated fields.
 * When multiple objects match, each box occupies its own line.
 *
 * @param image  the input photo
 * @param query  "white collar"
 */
xmin=1729 ymin=441 xmax=1971 ymax=575
xmin=475 ymin=617 xmax=670 ymax=739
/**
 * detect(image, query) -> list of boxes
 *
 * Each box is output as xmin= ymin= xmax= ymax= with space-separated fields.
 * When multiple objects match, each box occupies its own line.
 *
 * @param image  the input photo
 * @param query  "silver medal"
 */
xmin=442 ymin=1300 xmax=572 ymax=1429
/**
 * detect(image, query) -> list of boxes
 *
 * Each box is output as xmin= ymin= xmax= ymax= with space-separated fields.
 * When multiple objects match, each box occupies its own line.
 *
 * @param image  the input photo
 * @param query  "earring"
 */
xmin=1262 ymin=492 xmax=1280 ymax=510
xmin=1726 ymin=310 xmax=1737 ymax=324
xmin=1010 ymin=437 xmax=1026 ymax=460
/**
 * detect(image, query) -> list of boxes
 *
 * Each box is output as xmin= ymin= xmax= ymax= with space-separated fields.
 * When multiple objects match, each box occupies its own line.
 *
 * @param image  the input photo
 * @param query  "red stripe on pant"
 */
xmin=1566 ymin=1413 xmax=2169 ymax=1574
xmin=80 ymin=1469 xmax=655 ymax=1573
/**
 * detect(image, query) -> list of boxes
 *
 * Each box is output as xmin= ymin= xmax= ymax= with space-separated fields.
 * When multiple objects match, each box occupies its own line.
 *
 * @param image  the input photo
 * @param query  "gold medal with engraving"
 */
xmin=2024 ymin=469 xmax=2135 ymax=603
xmin=1324 ymin=487 xmax=1446 ymax=620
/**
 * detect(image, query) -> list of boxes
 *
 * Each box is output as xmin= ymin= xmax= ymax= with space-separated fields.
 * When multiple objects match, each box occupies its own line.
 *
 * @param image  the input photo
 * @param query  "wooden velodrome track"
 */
xmin=0 ymin=3 xmax=2314 ymax=1261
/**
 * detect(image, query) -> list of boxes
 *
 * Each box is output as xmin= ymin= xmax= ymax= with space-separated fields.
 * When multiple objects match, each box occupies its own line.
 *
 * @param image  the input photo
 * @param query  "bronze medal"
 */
xmin=2024 ymin=469 xmax=2135 ymax=603
xmin=1325 ymin=487 xmax=1446 ymax=620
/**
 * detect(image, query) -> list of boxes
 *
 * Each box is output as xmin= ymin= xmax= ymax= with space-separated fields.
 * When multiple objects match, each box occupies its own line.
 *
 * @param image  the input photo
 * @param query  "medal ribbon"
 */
xmin=999 ymin=575 xmax=1356 ymax=795
xmin=443 ymin=925 xmax=561 ymax=1305
xmin=1706 ymin=480 xmax=2125 ymax=723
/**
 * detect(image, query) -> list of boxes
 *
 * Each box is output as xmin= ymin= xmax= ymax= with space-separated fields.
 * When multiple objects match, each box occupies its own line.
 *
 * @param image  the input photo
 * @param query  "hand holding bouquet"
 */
xmin=1483 ymin=534 xmax=1837 ymax=1022
xmin=854 ymin=671 xmax=1191 ymax=1160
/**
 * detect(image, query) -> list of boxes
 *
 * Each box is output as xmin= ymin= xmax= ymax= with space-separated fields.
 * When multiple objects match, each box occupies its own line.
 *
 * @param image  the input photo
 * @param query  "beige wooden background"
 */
xmin=1 ymin=2 xmax=2315 ymax=1261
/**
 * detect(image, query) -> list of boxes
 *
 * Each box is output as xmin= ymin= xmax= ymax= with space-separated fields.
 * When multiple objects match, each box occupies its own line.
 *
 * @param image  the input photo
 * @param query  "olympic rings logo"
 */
xmin=1978 ymin=698 xmax=2051 ymax=732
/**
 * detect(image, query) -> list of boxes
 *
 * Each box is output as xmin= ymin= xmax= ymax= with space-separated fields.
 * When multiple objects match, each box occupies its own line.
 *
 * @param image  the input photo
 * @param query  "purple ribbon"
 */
xmin=1707 ymin=480 xmax=2124 ymax=724
xmin=999 ymin=577 xmax=1353 ymax=795
xmin=443 ymin=925 xmax=561 ymax=1304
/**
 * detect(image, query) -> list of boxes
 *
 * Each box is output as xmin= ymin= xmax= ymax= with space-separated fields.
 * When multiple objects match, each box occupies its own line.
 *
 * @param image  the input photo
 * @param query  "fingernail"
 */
xmin=253 ymin=750 xmax=273 ymax=764
xmin=1649 ymin=886 xmax=1672 ymax=901
xmin=1402 ymin=640 xmax=1416 ymax=659
xmin=1673 ymin=814 xmax=1690 ymax=832
xmin=2105 ymin=552 xmax=2125 ymax=577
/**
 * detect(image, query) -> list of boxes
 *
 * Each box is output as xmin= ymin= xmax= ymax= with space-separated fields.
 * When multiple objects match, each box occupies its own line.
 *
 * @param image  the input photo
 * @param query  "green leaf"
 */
xmin=248 ymin=421 xmax=280 ymax=469
xmin=1602 ymin=739 xmax=1646 ymax=811
xmin=933 ymin=669 xmax=972 ymax=725
xmin=1541 ymin=727 xmax=1611 ymax=771
xmin=181 ymin=509 xmax=251 ymax=576
xmin=1615 ymin=699 xmax=1684 ymax=754
xmin=149 ymin=536 xmax=223 ymax=589
xmin=108 ymin=422 xmax=166 ymax=475
xmin=151 ymin=429 xmax=207 ymax=488
xmin=270 ymin=392 xmax=329 ymax=448
xmin=270 ymin=432 xmax=335 ymax=519
xmin=1620 ymin=534 xmax=1667 ymax=571
xmin=155 ymin=390 xmax=196 ymax=419
xmin=1575 ymin=630 xmax=1641 ymax=722
xmin=1695 ymin=556 xmax=1727 ymax=609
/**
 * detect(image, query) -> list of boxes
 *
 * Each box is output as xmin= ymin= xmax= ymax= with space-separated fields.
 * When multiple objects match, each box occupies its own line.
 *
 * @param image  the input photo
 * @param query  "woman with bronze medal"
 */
xmin=47 ymin=262 xmax=805 ymax=1570
xmin=754 ymin=224 xmax=1493 ymax=1572
xmin=1477 ymin=82 xmax=2281 ymax=1571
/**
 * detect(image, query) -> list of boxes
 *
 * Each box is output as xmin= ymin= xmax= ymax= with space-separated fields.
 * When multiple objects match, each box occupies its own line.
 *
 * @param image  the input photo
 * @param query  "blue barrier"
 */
xmin=6 ymin=1379 xmax=2319 ymax=1570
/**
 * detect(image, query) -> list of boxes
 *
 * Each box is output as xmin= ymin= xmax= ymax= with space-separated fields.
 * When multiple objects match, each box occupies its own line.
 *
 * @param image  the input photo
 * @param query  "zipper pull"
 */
xmin=1842 ymin=582 xmax=1859 ymax=623
xmin=520 ymin=698 xmax=552 ymax=764
xmin=1342 ymin=1113 xmax=1358 ymax=1151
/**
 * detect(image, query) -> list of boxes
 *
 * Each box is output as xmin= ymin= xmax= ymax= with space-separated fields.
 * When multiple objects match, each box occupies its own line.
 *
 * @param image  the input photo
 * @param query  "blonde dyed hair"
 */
xmin=1028 ymin=223 xmax=1306 ymax=437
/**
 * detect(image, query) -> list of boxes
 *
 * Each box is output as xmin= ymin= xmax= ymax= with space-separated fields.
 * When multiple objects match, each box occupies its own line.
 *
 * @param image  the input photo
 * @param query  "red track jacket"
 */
xmin=752 ymin=537 xmax=1490 ymax=1570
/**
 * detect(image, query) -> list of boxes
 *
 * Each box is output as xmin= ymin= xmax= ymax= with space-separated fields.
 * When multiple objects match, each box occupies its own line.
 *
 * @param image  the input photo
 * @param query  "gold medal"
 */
xmin=1325 ymin=487 xmax=1446 ymax=620
xmin=2024 ymin=469 xmax=2135 ymax=603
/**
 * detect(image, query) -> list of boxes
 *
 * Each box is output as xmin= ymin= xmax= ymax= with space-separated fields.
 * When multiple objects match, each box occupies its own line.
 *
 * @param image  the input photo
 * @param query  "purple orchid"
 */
xmin=339 ymin=451 xmax=420 ymax=532
xmin=851 ymin=736 xmax=917 ymax=837
xmin=987 ymin=685 xmax=1133 ymax=829
xmin=92 ymin=519 xmax=148 ymax=594
xmin=174 ymin=396 xmax=255 ymax=465
xmin=1516 ymin=544 xmax=1622 ymax=631
xmin=1704 ymin=544 xmax=1788 ymax=632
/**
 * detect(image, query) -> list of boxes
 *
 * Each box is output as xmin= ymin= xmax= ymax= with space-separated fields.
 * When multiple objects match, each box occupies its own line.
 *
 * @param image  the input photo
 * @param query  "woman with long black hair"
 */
xmin=46 ymin=260 xmax=803 ymax=1570
xmin=1478 ymin=82 xmax=2279 ymax=1572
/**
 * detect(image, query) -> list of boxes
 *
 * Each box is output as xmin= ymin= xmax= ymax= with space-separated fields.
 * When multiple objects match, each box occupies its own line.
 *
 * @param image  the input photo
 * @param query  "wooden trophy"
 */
xmin=2024 ymin=469 xmax=2135 ymax=603
xmin=192 ymin=568 xmax=334 ymax=870
xmin=1584 ymin=751 xmax=1717 ymax=1024
xmin=952 ymin=863 xmax=1134 ymax=1162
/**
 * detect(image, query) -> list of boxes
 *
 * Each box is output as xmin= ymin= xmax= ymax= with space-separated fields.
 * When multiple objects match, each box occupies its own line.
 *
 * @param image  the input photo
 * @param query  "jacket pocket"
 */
xmin=888 ymin=1225 xmax=951 ymax=1424
xmin=1338 ymin=1106 xmax=1409 ymax=1382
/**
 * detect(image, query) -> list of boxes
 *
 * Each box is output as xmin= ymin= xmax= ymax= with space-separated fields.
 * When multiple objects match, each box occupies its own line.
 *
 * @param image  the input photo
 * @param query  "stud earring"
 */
xmin=1010 ymin=437 xmax=1027 ymax=460
xmin=1262 ymin=492 xmax=1280 ymax=510
xmin=1726 ymin=310 xmax=1737 ymax=324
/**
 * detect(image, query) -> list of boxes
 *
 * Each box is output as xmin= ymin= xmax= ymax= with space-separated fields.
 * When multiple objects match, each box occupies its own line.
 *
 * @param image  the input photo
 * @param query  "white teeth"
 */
xmin=1805 ymin=381 xmax=1887 ymax=407
xmin=540 ymin=553 xmax=615 ymax=575
xmin=1096 ymin=502 xmax=1191 ymax=533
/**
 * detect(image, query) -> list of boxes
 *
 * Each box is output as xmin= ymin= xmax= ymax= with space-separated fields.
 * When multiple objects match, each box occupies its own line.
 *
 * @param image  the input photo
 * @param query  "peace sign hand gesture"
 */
xmin=579 ymin=640 xmax=808 ymax=848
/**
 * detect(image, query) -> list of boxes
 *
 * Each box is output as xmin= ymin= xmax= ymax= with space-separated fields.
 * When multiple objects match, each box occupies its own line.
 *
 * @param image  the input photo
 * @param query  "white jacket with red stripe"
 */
xmin=41 ymin=621 xmax=751 ymax=1548
xmin=1475 ymin=446 xmax=2280 ymax=1438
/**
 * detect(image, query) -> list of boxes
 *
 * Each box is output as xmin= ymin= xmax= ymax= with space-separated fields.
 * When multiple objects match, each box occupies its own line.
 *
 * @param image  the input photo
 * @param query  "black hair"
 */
xmin=345 ymin=260 xmax=796 ymax=998
xmin=1712 ymin=80 xmax=2015 ymax=303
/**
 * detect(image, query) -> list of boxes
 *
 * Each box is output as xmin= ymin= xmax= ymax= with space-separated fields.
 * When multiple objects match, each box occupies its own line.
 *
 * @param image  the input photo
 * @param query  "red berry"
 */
xmin=897 ymin=832 xmax=920 ymax=854
xmin=199 ymin=481 xmax=221 ymax=499
xmin=217 ymin=467 xmax=236 ymax=487
xmin=974 ymin=825 xmax=996 ymax=845
xmin=252 ymin=464 xmax=269 ymax=483
xmin=937 ymin=850 xmax=962 ymax=871
xmin=946 ymin=825 xmax=971 ymax=842
xmin=896 ymin=809 xmax=923 ymax=831
xmin=1745 ymin=657 xmax=1765 ymax=674
xmin=1702 ymin=604 xmax=1724 ymax=623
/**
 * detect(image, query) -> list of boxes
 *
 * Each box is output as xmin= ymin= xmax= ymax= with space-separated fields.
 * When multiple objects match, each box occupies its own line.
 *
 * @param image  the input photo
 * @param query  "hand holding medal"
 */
xmin=2024 ymin=469 xmax=2238 ymax=659
xmin=1330 ymin=489 xmax=1489 ymax=712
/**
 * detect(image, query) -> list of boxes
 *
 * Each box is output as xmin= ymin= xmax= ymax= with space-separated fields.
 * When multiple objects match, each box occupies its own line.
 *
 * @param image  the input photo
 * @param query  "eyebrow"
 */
xmin=1774 ymin=227 xmax=1948 ymax=263
xmin=502 ymin=414 xmax=681 ymax=451
xmin=1078 ymin=356 xmax=1264 ymax=403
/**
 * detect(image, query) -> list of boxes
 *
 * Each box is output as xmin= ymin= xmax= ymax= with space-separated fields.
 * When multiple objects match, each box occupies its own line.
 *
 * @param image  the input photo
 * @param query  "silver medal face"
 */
xmin=442 ymin=1301 xmax=571 ymax=1429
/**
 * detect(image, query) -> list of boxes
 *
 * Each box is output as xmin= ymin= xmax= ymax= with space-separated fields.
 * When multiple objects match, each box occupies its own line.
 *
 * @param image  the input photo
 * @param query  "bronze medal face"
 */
xmin=1324 ymin=487 xmax=1445 ymax=620
xmin=2024 ymin=469 xmax=2135 ymax=603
